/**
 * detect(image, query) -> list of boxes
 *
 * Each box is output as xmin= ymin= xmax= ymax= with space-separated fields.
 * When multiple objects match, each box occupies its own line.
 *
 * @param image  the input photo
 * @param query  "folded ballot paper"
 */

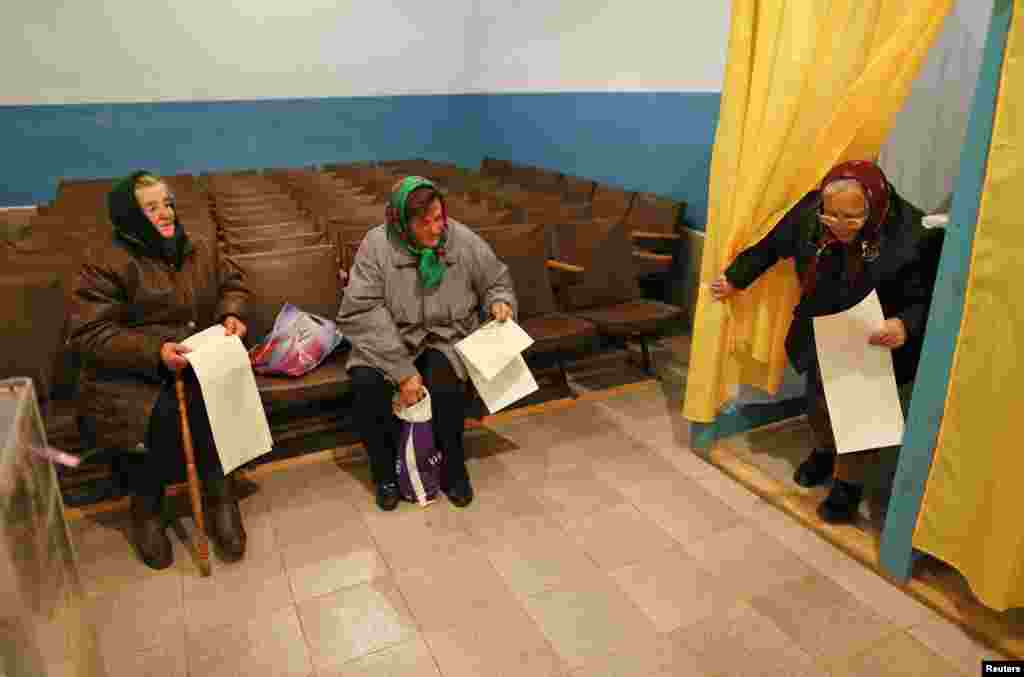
xmin=812 ymin=291 xmax=904 ymax=454
xmin=182 ymin=325 xmax=274 ymax=474
xmin=454 ymin=319 xmax=539 ymax=414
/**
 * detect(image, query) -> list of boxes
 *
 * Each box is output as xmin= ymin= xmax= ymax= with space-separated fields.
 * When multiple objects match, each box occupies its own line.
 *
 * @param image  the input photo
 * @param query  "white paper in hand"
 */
xmin=182 ymin=324 xmax=230 ymax=350
xmin=466 ymin=353 xmax=539 ymax=414
xmin=454 ymin=319 xmax=534 ymax=380
xmin=455 ymin=319 xmax=538 ymax=414
xmin=812 ymin=291 xmax=905 ymax=454
xmin=182 ymin=325 xmax=274 ymax=474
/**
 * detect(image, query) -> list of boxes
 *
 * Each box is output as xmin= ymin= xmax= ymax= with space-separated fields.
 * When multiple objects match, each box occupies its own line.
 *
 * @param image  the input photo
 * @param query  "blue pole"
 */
xmin=879 ymin=0 xmax=1015 ymax=582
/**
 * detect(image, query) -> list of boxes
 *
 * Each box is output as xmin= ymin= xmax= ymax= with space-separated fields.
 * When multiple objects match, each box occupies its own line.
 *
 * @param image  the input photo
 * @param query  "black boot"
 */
xmin=205 ymin=479 xmax=246 ymax=562
xmin=131 ymin=494 xmax=173 ymax=570
xmin=443 ymin=477 xmax=474 ymax=508
xmin=376 ymin=481 xmax=401 ymax=511
xmin=817 ymin=480 xmax=864 ymax=524
xmin=793 ymin=448 xmax=836 ymax=488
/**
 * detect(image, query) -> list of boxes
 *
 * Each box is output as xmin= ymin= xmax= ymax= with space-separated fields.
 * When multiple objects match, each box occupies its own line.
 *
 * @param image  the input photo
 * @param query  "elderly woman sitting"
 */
xmin=337 ymin=176 xmax=516 ymax=511
xmin=711 ymin=161 xmax=940 ymax=523
xmin=69 ymin=171 xmax=250 ymax=569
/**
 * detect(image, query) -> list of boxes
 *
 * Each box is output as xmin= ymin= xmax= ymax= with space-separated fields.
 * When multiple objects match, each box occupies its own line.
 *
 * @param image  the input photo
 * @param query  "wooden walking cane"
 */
xmin=176 ymin=370 xmax=211 ymax=577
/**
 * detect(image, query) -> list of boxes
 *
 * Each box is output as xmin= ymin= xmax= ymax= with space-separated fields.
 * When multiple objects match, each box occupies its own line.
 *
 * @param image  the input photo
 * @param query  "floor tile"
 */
xmin=684 ymin=523 xmax=818 ymax=600
xmin=297 ymin=578 xmax=418 ymax=672
xmin=672 ymin=601 xmax=820 ymax=677
xmin=908 ymin=614 xmax=1010 ymax=675
xmin=422 ymin=604 xmax=564 ymax=677
xmin=393 ymin=548 xmax=522 ymax=631
xmin=519 ymin=574 xmax=658 ymax=670
xmin=271 ymin=492 xmax=365 ymax=549
xmin=531 ymin=464 xmax=628 ymax=519
xmin=608 ymin=546 xmax=741 ymax=634
xmin=64 ymin=381 xmax=1020 ymax=677
xmin=282 ymin=516 xmax=390 ymax=603
xmin=557 ymin=502 xmax=678 ymax=570
xmin=624 ymin=474 xmax=744 ymax=547
xmin=361 ymin=502 xmax=484 ymax=574
xmin=823 ymin=630 xmax=968 ymax=677
xmin=694 ymin=469 xmax=765 ymax=517
xmin=748 ymin=575 xmax=898 ymax=661
xmin=477 ymin=513 xmax=604 ymax=598
xmin=186 ymin=605 xmax=312 ymax=677
xmin=317 ymin=638 xmax=442 ymax=677
xmin=87 ymin=572 xmax=184 ymax=654
xmin=589 ymin=445 xmax=682 ymax=494
xmin=183 ymin=566 xmax=294 ymax=634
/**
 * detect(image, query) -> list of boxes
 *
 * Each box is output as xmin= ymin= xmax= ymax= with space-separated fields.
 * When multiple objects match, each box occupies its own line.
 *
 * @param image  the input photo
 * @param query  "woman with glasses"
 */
xmin=709 ymin=160 xmax=941 ymax=523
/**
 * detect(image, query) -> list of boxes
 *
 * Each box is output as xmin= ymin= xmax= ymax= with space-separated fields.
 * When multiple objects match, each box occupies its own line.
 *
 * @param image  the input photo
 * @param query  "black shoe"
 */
xmin=130 ymin=495 xmax=173 ymax=570
xmin=817 ymin=480 xmax=864 ymax=524
xmin=793 ymin=448 xmax=836 ymax=488
xmin=376 ymin=482 xmax=401 ymax=511
xmin=444 ymin=478 xmax=474 ymax=508
xmin=206 ymin=492 xmax=247 ymax=563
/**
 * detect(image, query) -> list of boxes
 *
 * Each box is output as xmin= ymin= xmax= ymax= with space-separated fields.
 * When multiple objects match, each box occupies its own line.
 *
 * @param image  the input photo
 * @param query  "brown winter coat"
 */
xmin=68 ymin=235 xmax=248 ymax=451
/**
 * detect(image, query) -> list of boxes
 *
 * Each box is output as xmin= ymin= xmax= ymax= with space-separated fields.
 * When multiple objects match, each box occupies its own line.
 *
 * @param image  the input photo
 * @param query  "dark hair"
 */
xmin=405 ymin=186 xmax=444 ymax=223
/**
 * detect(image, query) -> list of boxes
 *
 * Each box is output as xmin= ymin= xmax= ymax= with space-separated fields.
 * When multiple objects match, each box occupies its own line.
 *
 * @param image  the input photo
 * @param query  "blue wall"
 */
xmin=0 ymin=96 xmax=477 ymax=206
xmin=473 ymin=92 xmax=720 ymax=227
xmin=0 ymin=92 xmax=720 ymax=227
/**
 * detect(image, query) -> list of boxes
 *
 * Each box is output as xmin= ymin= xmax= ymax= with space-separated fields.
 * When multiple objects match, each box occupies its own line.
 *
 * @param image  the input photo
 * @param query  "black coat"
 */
xmin=724 ymin=188 xmax=943 ymax=385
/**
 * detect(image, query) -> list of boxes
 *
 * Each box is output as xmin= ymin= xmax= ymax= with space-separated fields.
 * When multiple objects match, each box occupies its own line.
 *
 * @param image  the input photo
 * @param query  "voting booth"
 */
xmin=880 ymin=0 xmax=1023 ymax=612
xmin=686 ymin=0 xmax=1021 ymax=615
xmin=0 ymin=378 xmax=107 ymax=676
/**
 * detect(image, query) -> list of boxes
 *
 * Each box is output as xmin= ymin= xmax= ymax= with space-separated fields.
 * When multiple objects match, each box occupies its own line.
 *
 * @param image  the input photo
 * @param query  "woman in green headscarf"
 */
xmin=338 ymin=176 xmax=517 ymax=511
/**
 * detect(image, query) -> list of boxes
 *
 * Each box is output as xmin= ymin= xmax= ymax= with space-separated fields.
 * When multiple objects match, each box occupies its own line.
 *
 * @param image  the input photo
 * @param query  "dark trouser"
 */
xmin=129 ymin=370 xmax=227 ymax=511
xmin=350 ymin=349 xmax=468 ymax=488
xmin=805 ymin=363 xmax=837 ymax=454
xmin=805 ymin=361 xmax=913 ymax=483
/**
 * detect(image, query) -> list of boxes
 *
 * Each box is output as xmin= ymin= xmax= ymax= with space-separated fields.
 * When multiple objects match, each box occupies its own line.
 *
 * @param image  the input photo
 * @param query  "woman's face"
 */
xmin=820 ymin=187 xmax=868 ymax=243
xmin=410 ymin=199 xmax=445 ymax=248
xmin=136 ymin=182 xmax=176 ymax=238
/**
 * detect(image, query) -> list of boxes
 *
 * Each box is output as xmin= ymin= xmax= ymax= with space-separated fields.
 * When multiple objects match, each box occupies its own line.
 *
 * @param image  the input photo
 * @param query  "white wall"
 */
xmin=2 ymin=0 xmax=732 ymax=105
xmin=1 ymin=0 xmax=477 ymax=104
xmin=880 ymin=0 xmax=994 ymax=212
xmin=465 ymin=1 xmax=731 ymax=92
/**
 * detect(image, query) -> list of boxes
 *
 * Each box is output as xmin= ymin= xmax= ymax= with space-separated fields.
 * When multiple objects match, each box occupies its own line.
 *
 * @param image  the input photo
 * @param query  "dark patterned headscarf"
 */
xmin=107 ymin=170 xmax=191 ymax=269
xmin=801 ymin=161 xmax=891 ymax=295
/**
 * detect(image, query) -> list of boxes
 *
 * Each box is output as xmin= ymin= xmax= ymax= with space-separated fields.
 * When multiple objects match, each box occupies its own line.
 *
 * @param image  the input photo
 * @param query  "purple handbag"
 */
xmin=394 ymin=388 xmax=442 ymax=506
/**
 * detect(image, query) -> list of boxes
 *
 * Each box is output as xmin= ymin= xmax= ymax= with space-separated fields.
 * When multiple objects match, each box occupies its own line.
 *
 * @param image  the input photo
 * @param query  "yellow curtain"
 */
xmin=684 ymin=0 xmax=955 ymax=422
xmin=913 ymin=6 xmax=1023 ymax=612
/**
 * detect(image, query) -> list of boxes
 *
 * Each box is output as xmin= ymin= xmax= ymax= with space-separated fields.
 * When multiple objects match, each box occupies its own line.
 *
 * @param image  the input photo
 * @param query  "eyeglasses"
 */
xmin=818 ymin=210 xmax=867 ymax=229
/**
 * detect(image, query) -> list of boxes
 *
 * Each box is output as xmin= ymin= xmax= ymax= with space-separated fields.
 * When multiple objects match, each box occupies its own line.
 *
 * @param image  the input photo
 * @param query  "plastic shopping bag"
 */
xmin=248 ymin=303 xmax=345 ymax=377
xmin=393 ymin=388 xmax=442 ymax=506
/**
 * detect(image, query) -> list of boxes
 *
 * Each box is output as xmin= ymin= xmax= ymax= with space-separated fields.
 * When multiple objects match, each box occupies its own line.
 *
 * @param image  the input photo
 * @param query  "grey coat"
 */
xmin=337 ymin=220 xmax=517 ymax=384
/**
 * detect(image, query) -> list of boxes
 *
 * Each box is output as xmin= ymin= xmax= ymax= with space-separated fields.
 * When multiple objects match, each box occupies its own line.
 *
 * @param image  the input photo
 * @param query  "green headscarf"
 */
xmin=386 ymin=176 xmax=448 ymax=289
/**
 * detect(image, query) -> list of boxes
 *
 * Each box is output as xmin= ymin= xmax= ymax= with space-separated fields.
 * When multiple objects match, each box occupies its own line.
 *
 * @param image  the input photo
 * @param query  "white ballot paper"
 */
xmin=182 ymin=325 xmax=274 ymax=474
xmin=812 ymin=291 xmax=905 ymax=454
xmin=454 ymin=319 xmax=539 ymax=414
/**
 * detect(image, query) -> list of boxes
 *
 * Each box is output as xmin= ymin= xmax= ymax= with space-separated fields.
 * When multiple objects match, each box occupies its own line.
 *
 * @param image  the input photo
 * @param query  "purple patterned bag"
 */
xmin=394 ymin=388 xmax=442 ymax=506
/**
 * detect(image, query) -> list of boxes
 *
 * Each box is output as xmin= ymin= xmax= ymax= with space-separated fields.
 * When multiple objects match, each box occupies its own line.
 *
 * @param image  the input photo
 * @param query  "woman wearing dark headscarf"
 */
xmin=710 ymin=161 xmax=942 ymax=522
xmin=69 ymin=171 xmax=251 ymax=569
xmin=338 ymin=176 xmax=516 ymax=511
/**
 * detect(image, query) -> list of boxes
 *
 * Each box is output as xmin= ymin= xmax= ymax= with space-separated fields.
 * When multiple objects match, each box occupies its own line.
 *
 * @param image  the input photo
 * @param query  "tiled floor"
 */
xmin=69 ymin=384 xmax=1002 ymax=676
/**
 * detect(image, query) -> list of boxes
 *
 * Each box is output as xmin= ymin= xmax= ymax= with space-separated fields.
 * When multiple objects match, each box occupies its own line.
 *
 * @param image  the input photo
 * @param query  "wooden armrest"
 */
xmin=546 ymin=259 xmax=585 ymax=274
xmin=632 ymin=250 xmax=674 ymax=264
xmin=630 ymin=230 xmax=681 ymax=241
